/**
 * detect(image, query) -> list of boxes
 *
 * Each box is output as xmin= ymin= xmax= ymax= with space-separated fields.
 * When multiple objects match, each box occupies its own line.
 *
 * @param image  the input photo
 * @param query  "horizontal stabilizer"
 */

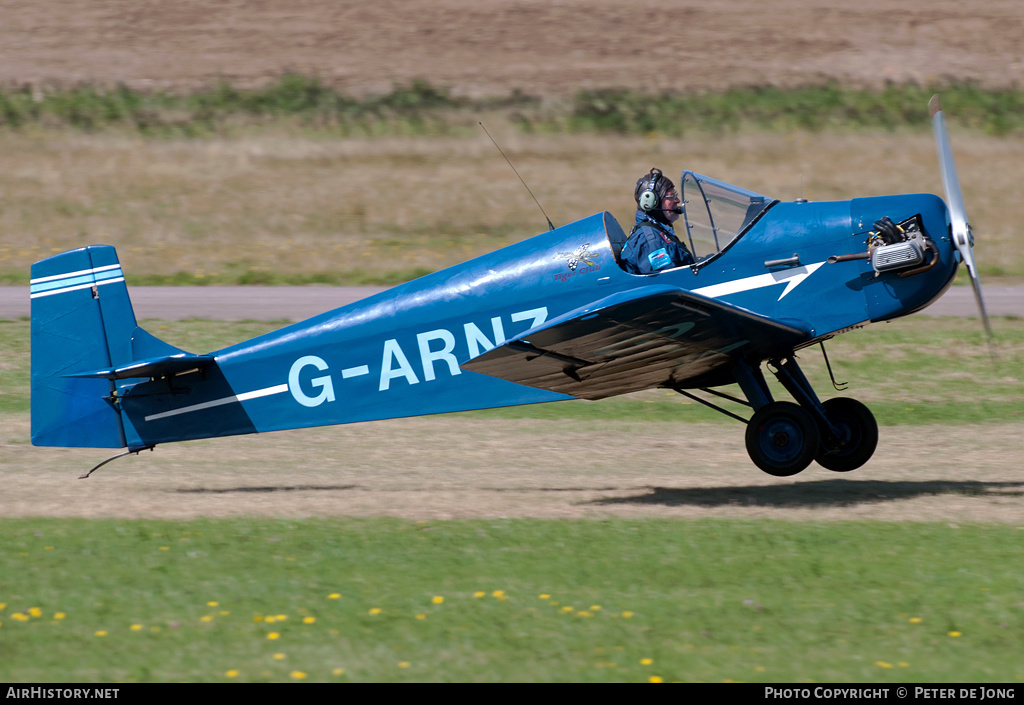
xmin=65 ymin=353 xmax=216 ymax=381
xmin=462 ymin=285 xmax=813 ymax=399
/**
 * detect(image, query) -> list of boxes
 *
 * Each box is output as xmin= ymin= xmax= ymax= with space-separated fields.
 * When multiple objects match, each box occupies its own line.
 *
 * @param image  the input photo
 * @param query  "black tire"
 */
xmin=745 ymin=402 xmax=821 ymax=477
xmin=814 ymin=398 xmax=879 ymax=472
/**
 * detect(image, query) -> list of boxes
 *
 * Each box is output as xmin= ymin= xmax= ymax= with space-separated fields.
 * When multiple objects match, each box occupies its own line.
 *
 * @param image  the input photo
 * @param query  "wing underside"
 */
xmin=461 ymin=285 xmax=813 ymax=399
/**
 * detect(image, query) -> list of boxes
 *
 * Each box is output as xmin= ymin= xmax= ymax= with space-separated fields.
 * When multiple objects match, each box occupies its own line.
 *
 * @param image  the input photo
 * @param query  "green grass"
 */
xmin=1 ymin=518 xmax=1021 ymax=682
xmin=561 ymin=83 xmax=1024 ymax=136
xmin=4 ymin=315 xmax=1022 ymax=422
xmin=3 ymin=77 xmax=1023 ymax=137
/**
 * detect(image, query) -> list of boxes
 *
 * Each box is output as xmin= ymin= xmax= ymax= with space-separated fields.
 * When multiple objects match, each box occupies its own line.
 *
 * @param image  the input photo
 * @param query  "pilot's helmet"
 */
xmin=635 ymin=167 xmax=675 ymax=212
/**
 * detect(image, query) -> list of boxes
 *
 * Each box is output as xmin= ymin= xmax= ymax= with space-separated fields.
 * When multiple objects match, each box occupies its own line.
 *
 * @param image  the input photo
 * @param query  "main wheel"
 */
xmin=745 ymin=402 xmax=821 ymax=477
xmin=814 ymin=397 xmax=878 ymax=472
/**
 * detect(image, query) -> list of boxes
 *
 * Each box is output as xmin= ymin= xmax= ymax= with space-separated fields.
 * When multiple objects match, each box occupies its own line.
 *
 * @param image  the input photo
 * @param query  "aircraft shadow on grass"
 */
xmin=172 ymin=484 xmax=359 ymax=494
xmin=588 ymin=479 xmax=1024 ymax=509
xmin=165 ymin=480 xmax=1024 ymax=513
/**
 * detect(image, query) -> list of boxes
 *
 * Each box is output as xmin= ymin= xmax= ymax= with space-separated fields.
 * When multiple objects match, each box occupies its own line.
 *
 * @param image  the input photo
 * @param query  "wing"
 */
xmin=461 ymin=285 xmax=814 ymax=399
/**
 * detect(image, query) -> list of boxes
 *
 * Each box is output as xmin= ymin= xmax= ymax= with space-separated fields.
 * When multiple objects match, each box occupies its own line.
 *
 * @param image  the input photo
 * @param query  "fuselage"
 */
xmin=117 ymin=193 xmax=956 ymax=447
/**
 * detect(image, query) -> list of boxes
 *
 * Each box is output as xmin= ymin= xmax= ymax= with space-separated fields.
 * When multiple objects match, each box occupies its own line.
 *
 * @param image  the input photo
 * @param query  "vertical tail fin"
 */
xmin=30 ymin=246 xmax=135 ymax=448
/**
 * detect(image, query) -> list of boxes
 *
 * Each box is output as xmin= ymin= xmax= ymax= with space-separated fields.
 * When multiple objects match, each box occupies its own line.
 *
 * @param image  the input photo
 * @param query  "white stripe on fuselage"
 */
xmin=692 ymin=262 xmax=825 ymax=301
xmin=143 ymin=383 xmax=288 ymax=422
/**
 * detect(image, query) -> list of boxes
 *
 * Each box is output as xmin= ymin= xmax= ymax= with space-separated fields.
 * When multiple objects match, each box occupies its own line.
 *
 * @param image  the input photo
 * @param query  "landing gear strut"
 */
xmin=731 ymin=356 xmax=878 ymax=477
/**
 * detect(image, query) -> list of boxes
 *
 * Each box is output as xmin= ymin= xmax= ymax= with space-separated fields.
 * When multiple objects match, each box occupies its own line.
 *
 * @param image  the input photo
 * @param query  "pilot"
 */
xmin=620 ymin=167 xmax=694 ymax=274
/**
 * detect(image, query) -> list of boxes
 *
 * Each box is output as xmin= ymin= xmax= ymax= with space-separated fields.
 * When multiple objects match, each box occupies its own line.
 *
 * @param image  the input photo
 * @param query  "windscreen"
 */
xmin=679 ymin=171 xmax=776 ymax=259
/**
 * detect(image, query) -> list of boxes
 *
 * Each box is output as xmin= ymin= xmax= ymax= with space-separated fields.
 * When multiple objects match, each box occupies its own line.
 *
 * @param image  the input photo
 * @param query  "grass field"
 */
xmin=2 ymin=316 xmax=1023 ymax=681
xmin=2 ymin=518 xmax=1022 ymax=683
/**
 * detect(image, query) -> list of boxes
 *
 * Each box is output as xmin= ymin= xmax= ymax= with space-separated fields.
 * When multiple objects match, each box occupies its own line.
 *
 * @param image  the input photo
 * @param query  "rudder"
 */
xmin=30 ymin=246 xmax=135 ymax=448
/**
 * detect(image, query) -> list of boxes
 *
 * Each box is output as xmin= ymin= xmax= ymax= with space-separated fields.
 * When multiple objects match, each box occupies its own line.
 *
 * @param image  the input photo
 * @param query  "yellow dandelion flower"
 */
xmin=875 ymin=661 xmax=893 ymax=669
xmin=416 ymin=614 xmax=426 ymax=620
xmin=54 ymin=612 xmax=65 ymax=620
xmin=207 ymin=601 xmax=219 ymax=607
xmin=909 ymin=617 xmax=922 ymax=623
xmin=12 ymin=614 xmax=28 ymax=622
xmin=332 ymin=668 xmax=345 ymax=676
xmin=473 ymin=591 xmax=486 ymax=598
xmin=560 ymin=606 xmax=574 ymax=613
xmin=649 ymin=676 xmax=663 ymax=683
xmin=200 ymin=616 xmax=214 ymax=623
xmin=303 ymin=616 xmax=315 ymax=624
xmin=492 ymin=590 xmax=505 ymax=598
xmin=949 ymin=631 xmax=962 ymax=637
xmin=273 ymin=653 xmax=286 ymax=661
xmin=577 ymin=611 xmax=593 ymax=618
xmin=275 ymin=614 xmax=287 ymax=621
xmin=398 ymin=662 xmax=410 ymax=669
xmin=225 ymin=670 xmax=239 ymax=678
xmin=328 ymin=593 xmax=341 ymax=600
xmin=219 ymin=611 xmax=230 ymax=616
xmin=0 ymin=603 xmax=6 ymax=610
xmin=130 ymin=624 xmax=143 ymax=631
xmin=290 ymin=671 xmax=307 ymax=680
xmin=28 ymin=607 xmax=42 ymax=617
xmin=590 ymin=605 xmax=602 ymax=611
xmin=95 ymin=630 xmax=107 ymax=637
xmin=899 ymin=662 xmax=910 ymax=668
xmin=432 ymin=596 xmax=444 ymax=604
xmin=640 ymin=658 xmax=653 ymax=666
xmin=539 ymin=594 xmax=551 ymax=600
xmin=369 ymin=608 xmax=382 ymax=615
xmin=264 ymin=616 xmax=276 ymax=623
xmin=267 ymin=632 xmax=280 ymax=640
xmin=159 ymin=546 xmax=169 ymax=551
xmin=253 ymin=616 xmax=264 ymax=623
xmin=622 ymin=611 xmax=634 ymax=618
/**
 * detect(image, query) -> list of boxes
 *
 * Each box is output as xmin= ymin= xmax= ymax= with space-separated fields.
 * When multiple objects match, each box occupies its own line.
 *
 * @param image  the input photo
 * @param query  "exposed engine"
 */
xmin=828 ymin=214 xmax=938 ymax=277
xmin=869 ymin=215 xmax=928 ymax=273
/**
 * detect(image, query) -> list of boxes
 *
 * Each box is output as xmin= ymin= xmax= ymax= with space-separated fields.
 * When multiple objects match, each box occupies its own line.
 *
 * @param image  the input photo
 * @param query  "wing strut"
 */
xmin=671 ymin=387 xmax=750 ymax=424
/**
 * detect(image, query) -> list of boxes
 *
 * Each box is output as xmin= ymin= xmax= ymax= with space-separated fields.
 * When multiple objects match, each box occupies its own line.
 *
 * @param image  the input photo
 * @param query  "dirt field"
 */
xmin=5 ymin=1 xmax=1023 ymax=524
xmin=5 ymin=415 xmax=1023 ymax=523
xmin=3 ymin=1 xmax=1023 ymax=96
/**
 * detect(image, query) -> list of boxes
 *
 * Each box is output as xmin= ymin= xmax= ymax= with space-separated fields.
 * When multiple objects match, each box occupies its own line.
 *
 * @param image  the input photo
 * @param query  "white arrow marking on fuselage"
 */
xmin=692 ymin=261 xmax=825 ymax=301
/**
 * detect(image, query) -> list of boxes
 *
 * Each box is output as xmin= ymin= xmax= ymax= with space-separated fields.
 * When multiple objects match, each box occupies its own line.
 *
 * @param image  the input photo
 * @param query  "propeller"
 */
xmin=929 ymin=94 xmax=994 ymax=344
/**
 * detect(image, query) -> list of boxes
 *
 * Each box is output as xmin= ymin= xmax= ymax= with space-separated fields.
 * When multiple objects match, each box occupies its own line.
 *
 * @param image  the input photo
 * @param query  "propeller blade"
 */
xmin=929 ymin=94 xmax=994 ymax=344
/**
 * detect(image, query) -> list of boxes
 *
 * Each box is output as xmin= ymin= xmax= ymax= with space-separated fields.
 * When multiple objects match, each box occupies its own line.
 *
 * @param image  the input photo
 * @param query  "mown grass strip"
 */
xmin=2 ymin=316 xmax=1021 ymax=423
xmin=2 ymin=77 xmax=1023 ymax=137
xmin=1 ymin=517 xmax=1021 ymax=682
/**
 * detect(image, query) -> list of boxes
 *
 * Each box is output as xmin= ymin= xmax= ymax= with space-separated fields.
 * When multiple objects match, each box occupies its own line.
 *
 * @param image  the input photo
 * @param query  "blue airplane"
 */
xmin=29 ymin=96 xmax=989 ymax=478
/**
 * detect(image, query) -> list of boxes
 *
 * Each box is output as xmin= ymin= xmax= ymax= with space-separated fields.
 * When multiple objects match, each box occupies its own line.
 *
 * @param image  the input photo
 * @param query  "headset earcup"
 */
xmin=639 ymin=190 xmax=658 ymax=211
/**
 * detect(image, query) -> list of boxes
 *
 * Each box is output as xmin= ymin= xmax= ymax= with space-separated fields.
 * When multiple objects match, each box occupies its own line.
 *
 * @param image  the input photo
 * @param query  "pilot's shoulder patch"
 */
xmin=648 ymin=248 xmax=671 ymax=271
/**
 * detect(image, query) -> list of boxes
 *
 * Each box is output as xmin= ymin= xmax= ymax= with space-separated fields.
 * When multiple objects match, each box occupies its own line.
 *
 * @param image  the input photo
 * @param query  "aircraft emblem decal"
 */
xmin=556 ymin=243 xmax=597 ymax=271
xmin=692 ymin=262 xmax=825 ymax=301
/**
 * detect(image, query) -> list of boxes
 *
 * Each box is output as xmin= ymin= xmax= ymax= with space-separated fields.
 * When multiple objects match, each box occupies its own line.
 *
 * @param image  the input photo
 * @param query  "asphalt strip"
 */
xmin=2 ymin=285 xmax=1020 ymax=322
